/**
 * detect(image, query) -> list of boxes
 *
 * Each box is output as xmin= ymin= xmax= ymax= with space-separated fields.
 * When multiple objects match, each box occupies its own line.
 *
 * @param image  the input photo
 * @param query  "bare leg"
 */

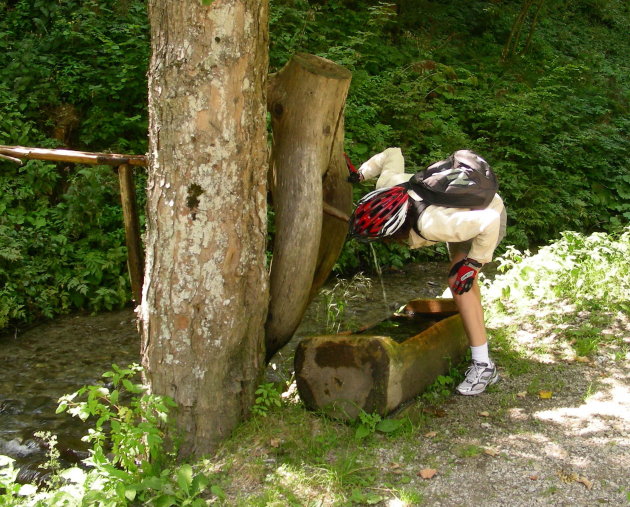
xmin=448 ymin=250 xmax=498 ymax=395
xmin=448 ymin=252 xmax=487 ymax=347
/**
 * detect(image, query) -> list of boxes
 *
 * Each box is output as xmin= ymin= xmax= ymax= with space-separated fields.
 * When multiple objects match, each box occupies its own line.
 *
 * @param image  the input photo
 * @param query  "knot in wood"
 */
xmin=272 ymin=102 xmax=284 ymax=117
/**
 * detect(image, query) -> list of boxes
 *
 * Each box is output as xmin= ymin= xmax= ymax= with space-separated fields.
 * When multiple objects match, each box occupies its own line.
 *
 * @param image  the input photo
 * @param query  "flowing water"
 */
xmin=0 ymin=262 xmax=450 ymax=481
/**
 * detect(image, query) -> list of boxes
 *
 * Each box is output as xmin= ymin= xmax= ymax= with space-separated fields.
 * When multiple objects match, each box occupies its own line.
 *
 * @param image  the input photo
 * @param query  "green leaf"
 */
xmin=154 ymin=494 xmax=178 ymax=507
xmin=141 ymin=476 xmax=165 ymax=491
xmin=122 ymin=378 xmax=143 ymax=393
xmin=124 ymin=486 xmax=137 ymax=501
xmin=0 ymin=455 xmax=15 ymax=467
xmin=210 ymin=484 xmax=225 ymax=500
xmin=102 ymin=464 xmax=132 ymax=481
xmin=376 ymin=418 xmax=403 ymax=433
xmin=110 ymin=389 xmax=120 ymax=404
xmin=355 ymin=424 xmax=371 ymax=440
xmin=191 ymin=473 xmax=211 ymax=495
xmin=177 ymin=464 xmax=193 ymax=491
xmin=18 ymin=483 xmax=37 ymax=496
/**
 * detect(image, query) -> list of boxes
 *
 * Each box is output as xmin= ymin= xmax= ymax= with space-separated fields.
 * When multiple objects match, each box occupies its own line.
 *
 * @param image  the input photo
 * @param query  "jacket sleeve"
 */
xmin=358 ymin=148 xmax=406 ymax=187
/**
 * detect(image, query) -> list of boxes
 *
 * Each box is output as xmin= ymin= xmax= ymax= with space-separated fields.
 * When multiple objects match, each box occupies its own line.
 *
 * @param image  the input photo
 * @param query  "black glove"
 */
xmin=448 ymin=258 xmax=482 ymax=295
xmin=347 ymin=171 xmax=361 ymax=183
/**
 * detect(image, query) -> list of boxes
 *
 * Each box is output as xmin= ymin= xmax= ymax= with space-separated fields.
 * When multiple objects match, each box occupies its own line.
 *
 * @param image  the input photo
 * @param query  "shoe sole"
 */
xmin=456 ymin=372 xmax=499 ymax=396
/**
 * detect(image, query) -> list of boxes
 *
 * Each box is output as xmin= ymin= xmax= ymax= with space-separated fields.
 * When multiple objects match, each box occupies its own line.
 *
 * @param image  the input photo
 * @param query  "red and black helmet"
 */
xmin=349 ymin=184 xmax=410 ymax=240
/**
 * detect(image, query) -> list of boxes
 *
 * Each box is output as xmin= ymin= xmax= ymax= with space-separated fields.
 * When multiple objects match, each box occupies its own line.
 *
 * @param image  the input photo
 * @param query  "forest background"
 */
xmin=0 ymin=0 xmax=628 ymax=331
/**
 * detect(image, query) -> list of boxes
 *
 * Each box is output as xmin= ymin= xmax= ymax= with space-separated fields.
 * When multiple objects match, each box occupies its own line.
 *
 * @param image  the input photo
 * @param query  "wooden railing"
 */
xmin=0 ymin=145 xmax=146 ymax=304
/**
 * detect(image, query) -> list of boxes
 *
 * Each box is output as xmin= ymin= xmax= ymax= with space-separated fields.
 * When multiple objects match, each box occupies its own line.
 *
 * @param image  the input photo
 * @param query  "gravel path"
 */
xmin=386 ymin=317 xmax=630 ymax=506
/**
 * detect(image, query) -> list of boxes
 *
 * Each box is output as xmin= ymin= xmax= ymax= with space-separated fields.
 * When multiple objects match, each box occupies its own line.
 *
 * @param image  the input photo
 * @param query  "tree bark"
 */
xmin=143 ymin=0 xmax=269 ymax=457
xmin=265 ymin=53 xmax=352 ymax=360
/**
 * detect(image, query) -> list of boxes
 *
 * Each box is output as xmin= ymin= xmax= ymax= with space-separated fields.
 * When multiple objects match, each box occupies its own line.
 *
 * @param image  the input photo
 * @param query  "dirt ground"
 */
xmin=377 ymin=313 xmax=630 ymax=507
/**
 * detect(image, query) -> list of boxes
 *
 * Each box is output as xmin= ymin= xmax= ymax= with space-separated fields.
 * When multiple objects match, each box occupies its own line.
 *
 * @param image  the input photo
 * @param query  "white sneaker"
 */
xmin=456 ymin=361 xmax=499 ymax=396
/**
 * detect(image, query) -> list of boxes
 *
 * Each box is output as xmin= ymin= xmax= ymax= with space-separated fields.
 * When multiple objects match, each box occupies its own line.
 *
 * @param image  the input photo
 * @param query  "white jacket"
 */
xmin=358 ymin=148 xmax=505 ymax=264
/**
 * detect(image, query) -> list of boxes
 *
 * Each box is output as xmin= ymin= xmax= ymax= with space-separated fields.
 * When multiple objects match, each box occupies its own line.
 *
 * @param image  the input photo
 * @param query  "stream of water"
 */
xmin=0 ymin=262 xmax=449 ymax=481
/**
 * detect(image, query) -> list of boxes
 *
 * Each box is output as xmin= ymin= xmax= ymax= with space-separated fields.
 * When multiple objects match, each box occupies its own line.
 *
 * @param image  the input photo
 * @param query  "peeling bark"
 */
xmin=143 ymin=0 xmax=269 ymax=456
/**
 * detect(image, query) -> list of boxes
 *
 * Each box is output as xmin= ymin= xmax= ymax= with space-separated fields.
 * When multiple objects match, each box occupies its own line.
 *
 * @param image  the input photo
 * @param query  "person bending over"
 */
xmin=355 ymin=147 xmax=506 ymax=395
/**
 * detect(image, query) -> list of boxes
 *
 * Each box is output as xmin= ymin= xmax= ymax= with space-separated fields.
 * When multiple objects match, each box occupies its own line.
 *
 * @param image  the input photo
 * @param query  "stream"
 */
xmin=0 ymin=262 xmax=450 ymax=481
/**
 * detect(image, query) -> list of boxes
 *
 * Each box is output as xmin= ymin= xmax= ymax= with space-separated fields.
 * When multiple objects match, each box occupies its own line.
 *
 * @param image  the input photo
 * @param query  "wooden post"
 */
xmin=0 ymin=146 xmax=147 ymax=305
xmin=117 ymin=163 xmax=144 ymax=304
xmin=310 ymin=120 xmax=353 ymax=301
xmin=265 ymin=53 xmax=352 ymax=361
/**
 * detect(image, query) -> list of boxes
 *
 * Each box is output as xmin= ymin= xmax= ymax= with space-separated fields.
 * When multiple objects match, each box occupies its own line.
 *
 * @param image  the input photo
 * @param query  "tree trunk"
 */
xmin=501 ymin=0 xmax=535 ymax=61
xmin=142 ymin=0 xmax=269 ymax=457
xmin=265 ymin=53 xmax=352 ymax=360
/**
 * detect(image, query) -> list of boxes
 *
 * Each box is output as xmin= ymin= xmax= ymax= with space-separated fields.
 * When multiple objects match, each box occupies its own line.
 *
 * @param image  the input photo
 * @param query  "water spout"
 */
xmin=369 ymin=243 xmax=390 ymax=315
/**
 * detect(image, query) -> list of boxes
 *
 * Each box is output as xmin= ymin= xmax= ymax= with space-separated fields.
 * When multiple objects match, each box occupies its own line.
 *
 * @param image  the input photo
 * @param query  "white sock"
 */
xmin=471 ymin=343 xmax=491 ymax=365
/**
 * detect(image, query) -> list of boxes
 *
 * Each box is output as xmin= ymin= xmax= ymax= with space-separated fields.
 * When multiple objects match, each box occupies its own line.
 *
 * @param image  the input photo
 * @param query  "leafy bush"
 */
xmin=0 ymin=161 xmax=131 ymax=328
xmin=483 ymin=225 xmax=629 ymax=361
xmin=0 ymin=0 xmax=628 ymax=326
xmin=270 ymin=0 xmax=629 ymax=270
xmin=0 ymin=0 xmax=149 ymax=152
xmin=0 ymin=0 xmax=149 ymax=329
xmin=0 ymin=364 xmax=219 ymax=506
xmin=484 ymin=225 xmax=630 ymax=317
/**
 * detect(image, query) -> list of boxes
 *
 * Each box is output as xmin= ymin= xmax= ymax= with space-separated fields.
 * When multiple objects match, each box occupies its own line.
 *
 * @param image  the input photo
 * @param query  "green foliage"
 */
xmin=419 ymin=372 xmax=457 ymax=404
xmin=0 ymin=364 xmax=214 ymax=506
xmin=0 ymin=0 xmax=149 ymax=152
xmin=484 ymin=225 xmax=630 ymax=358
xmin=486 ymin=226 xmax=630 ymax=314
xmin=0 ymin=0 xmax=149 ymax=329
xmin=1 ymin=0 xmax=628 ymax=326
xmin=270 ymin=0 xmax=630 ymax=271
xmin=251 ymin=382 xmax=283 ymax=417
xmin=354 ymin=410 xmax=405 ymax=440
xmin=0 ymin=160 xmax=131 ymax=328
xmin=0 ymin=455 xmax=33 ymax=502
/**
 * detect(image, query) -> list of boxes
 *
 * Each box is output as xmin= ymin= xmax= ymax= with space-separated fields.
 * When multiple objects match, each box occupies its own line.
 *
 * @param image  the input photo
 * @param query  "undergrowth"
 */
xmin=483 ymin=225 xmax=630 ymax=364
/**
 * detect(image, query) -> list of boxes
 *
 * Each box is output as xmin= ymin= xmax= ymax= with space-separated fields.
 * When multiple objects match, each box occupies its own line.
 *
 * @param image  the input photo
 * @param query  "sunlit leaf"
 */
xmin=177 ymin=464 xmax=193 ymax=491
xmin=17 ymin=484 xmax=37 ymax=496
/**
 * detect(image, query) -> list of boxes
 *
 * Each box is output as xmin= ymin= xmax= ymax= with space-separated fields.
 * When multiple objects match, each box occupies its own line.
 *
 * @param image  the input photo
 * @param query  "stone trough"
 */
xmin=294 ymin=298 xmax=468 ymax=420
